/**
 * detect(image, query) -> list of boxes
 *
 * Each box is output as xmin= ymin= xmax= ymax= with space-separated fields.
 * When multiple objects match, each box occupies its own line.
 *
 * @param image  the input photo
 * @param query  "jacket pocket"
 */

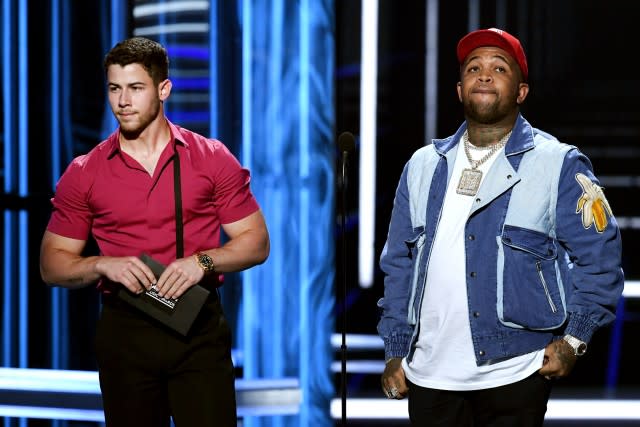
xmin=406 ymin=227 xmax=425 ymax=325
xmin=496 ymin=225 xmax=566 ymax=330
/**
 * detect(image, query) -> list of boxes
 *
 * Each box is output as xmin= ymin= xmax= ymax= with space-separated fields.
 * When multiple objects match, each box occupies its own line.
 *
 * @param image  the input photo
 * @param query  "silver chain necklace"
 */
xmin=456 ymin=130 xmax=511 ymax=196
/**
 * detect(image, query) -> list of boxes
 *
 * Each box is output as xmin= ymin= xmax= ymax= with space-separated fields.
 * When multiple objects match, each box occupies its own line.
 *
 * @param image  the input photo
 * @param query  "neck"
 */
xmin=466 ymin=126 xmax=513 ymax=148
xmin=119 ymin=116 xmax=170 ymax=154
xmin=465 ymin=113 xmax=518 ymax=148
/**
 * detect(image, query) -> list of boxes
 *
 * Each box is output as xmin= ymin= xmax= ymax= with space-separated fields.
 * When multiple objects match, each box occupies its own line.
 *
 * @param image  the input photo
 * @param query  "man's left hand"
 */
xmin=154 ymin=256 xmax=204 ymax=299
xmin=538 ymin=339 xmax=577 ymax=380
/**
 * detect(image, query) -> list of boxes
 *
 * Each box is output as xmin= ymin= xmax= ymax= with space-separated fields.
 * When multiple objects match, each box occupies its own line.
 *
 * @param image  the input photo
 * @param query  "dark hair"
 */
xmin=103 ymin=37 xmax=169 ymax=85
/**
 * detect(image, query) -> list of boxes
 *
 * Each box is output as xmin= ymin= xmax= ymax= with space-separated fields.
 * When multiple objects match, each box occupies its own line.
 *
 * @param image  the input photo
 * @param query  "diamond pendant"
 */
xmin=457 ymin=168 xmax=482 ymax=196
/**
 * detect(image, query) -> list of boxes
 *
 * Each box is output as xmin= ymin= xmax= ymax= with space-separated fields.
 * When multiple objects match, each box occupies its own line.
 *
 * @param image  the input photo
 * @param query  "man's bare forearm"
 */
xmin=206 ymin=229 xmax=270 ymax=273
xmin=40 ymin=250 xmax=101 ymax=289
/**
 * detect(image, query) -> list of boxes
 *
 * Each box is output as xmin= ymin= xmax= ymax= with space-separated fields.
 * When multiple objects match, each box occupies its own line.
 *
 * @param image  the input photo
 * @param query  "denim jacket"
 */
xmin=377 ymin=114 xmax=624 ymax=365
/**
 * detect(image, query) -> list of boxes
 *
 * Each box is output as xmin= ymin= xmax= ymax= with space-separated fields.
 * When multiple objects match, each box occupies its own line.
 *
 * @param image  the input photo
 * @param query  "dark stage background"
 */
xmin=1 ymin=0 xmax=639 ymax=425
xmin=335 ymin=1 xmax=640 ymax=425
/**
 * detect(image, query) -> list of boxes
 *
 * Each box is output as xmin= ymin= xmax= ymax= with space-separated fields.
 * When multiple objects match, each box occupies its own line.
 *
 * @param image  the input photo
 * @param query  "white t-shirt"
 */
xmin=403 ymin=137 xmax=545 ymax=391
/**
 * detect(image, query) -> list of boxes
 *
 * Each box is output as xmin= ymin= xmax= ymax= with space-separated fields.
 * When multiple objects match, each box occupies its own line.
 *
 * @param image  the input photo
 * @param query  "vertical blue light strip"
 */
xmin=61 ymin=0 xmax=73 ymax=166
xmin=111 ymin=0 xmax=124 ymax=60
xmin=17 ymin=0 xmax=27 ymax=198
xmin=50 ymin=0 xmax=63 ymax=371
xmin=241 ymin=0 xmax=256 ymax=384
xmin=209 ymin=0 xmax=218 ymax=137
xmin=16 ymin=1 xmax=29 ymax=425
xmin=51 ymin=0 xmax=61 ymax=182
xmin=101 ymin=0 xmax=125 ymax=139
xmin=605 ymin=299 xmax=624 ymax=396
xmin=1 ymin=214 xmax=11 ymax=367
xmin=298 ymin=0 xmax=311 ymax=425
xmin=17 ymin=0 xmax=29 ymax=371
xmin=269 ymin=0 xmax=284 ymax=387
xmin=241 ymin=0 xmax=252 ymax=170
xmin=58 ymin=0 xmax=73 ymax=372
xmin=2 ymin=0 xmax=15 ymax=371
xmin=49 ymin=0 xmax=71 ymax=375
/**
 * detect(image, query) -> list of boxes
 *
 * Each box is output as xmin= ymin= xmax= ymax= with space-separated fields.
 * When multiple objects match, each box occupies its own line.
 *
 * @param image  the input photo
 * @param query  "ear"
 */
xmin=516 ymin=82 xmax=529 ymax=105
xmin=159 ymin=79 xmax=172 ymax=101
xmin=456 ymin=81 xmax=463 ymax=102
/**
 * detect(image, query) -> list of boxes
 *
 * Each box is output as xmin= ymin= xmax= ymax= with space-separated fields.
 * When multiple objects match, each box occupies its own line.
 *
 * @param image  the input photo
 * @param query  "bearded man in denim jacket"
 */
xmin=377 ymin=28 xmax=624 ymax=427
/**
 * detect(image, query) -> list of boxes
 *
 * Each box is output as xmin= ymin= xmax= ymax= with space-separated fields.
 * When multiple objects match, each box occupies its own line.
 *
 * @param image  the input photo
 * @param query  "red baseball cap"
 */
xmin=456 ymin=28 xmax=528 ymax=81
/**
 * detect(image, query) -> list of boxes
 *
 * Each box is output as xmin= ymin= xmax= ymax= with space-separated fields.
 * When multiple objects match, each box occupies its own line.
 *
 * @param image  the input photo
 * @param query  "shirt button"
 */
xmin=479 ymin=350 xmax=485 ymax=356
xmin=470 ymin=271 xmax=477 ymax=278
xmin=473 ymin=311 xmax=480 ymax=317
xmin=468 ymin=235 xmax=475 ymax=241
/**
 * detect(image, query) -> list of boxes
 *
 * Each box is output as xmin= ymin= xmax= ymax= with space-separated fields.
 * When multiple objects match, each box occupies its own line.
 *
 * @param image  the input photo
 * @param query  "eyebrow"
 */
xmin=465 ymin=52 xmax=510 ymax=66
xmin=107 ymin=81 xmax=147 ymax=88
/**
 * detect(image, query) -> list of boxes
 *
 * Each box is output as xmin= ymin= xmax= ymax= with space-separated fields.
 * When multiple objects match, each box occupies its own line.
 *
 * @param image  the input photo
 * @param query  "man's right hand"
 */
xmin=40 ymin=231 xmax=156 ymax=292
xmin=95 ymin=256 xmax=156 ymax=294
xmin=381 ymin=357 xmax=409 ymax=399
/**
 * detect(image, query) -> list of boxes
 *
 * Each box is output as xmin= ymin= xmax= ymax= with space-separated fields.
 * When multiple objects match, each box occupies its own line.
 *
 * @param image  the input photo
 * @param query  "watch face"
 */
xmin=577 ymin=343 xmax=587 ymax=356
xmin=564 ymin=335 xmax=587 ymax=356
xmin=198 ymin=253 xmax=214 ymax=272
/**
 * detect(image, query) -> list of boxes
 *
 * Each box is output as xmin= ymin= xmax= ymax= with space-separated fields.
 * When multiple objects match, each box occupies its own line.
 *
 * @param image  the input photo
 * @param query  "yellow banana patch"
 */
xmin=575 ymin=173 xmax=613 ymax=233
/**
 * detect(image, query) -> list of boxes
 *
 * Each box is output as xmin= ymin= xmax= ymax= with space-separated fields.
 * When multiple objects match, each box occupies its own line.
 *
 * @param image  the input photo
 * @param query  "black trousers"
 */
xmin=408 ymin=372 xmax=551 ymax=427
xmin=95 ymin=291 xmax=237 ymax=427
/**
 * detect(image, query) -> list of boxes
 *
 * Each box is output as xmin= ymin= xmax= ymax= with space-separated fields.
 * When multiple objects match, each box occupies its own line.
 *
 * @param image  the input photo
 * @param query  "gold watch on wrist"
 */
xmin=563 ymin=334 xmax=587 ymax=357
xmin=194 ymin=252 xmax=215 ymax=274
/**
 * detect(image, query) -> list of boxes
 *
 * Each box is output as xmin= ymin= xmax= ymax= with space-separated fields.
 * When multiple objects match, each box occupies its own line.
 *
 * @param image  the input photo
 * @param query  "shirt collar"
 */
xmin=105 ymin=117 xmax=187 ymax=159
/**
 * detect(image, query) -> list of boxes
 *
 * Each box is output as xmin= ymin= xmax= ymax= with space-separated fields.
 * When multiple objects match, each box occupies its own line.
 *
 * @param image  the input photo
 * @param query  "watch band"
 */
xmin=194 ymin=252 xmax=215 ymax=274
xmin=563 ymin=334 xmax=587 ymax=356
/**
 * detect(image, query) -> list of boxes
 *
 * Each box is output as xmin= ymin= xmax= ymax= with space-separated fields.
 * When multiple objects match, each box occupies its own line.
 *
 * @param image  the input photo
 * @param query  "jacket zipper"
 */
xmin=536 ymin=260 xmax=557 ymax=313
xmin=407 ymin=234 xmax=425 ymax=325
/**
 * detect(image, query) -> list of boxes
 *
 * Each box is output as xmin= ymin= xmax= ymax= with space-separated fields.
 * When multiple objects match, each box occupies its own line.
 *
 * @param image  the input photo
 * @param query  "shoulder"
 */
xmin=173 ymin=124 xmax=236 ymax=159
xmin=403 ymin=143 xmax=442 ymax=191
xmin=63 ymin=139 xmax=114 ymax=176
xmin=408 ymin=143 xmax=439 ymax=165
xmin=527 ymin=130 xmax=599 ymax=196
xmin=531 ymin=128 xmax=575 ymax=153
xmin=407 ymin=143 xmax=441 ymax=174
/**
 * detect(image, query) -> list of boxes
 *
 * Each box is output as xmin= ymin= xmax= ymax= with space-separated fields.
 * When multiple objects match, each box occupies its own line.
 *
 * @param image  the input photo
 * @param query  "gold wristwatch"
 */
xmin=194 ymin=252 xmax=215 ymax=274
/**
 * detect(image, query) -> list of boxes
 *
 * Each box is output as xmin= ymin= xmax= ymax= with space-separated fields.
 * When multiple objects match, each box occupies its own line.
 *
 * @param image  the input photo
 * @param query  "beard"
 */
xmin=116 ymin=98 xmax=162 ymax=139
xmin=461 ymin=78 xmax=522 ymax=125
xmin=462 ymin=95 xmax=515 ymax=125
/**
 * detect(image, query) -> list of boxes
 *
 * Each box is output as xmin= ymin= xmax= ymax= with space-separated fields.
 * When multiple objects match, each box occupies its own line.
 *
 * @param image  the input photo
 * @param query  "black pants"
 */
xmin=408 ymin=372 xmax=551 ymax=427
xmin=95 ymin=291 xmax=237 ymax=427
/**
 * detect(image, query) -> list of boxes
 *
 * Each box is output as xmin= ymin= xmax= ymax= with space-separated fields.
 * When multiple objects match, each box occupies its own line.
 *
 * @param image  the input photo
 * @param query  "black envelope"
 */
xmin=116 ymin=253 xmax=210 ymax=336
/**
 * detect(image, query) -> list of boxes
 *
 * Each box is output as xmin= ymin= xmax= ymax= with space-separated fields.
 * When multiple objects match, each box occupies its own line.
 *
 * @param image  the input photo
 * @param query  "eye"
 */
xmin=108 ymin=86 xmax=120 ymax=93
xmin=495 ymin=65 xmax=507 ymax=73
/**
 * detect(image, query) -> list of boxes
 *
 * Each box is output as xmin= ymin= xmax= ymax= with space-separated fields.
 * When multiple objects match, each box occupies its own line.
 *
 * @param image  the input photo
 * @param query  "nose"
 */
xmin=478 ymin=71 xmax=492 ymax=83
xmin=118 ymin=89 xmax=131 ymax=107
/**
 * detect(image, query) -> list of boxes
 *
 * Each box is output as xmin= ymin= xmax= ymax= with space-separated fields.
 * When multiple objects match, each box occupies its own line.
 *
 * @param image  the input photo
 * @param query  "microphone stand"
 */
xmin=337 ymin=132 xmax=355 ymax=426
xmin=340 ymin=147 xmax=348 ymax=427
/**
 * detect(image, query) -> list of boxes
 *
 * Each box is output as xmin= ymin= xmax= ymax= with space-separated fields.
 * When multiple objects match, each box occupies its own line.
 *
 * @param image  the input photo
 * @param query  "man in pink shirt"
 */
xmin=40 ymin=37 xmax=269 ymax=426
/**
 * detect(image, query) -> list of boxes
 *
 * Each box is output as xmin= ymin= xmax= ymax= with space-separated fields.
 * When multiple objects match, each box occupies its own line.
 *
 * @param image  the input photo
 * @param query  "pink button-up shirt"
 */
xmin=47 ymin=120 xmax=259 ymax=283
